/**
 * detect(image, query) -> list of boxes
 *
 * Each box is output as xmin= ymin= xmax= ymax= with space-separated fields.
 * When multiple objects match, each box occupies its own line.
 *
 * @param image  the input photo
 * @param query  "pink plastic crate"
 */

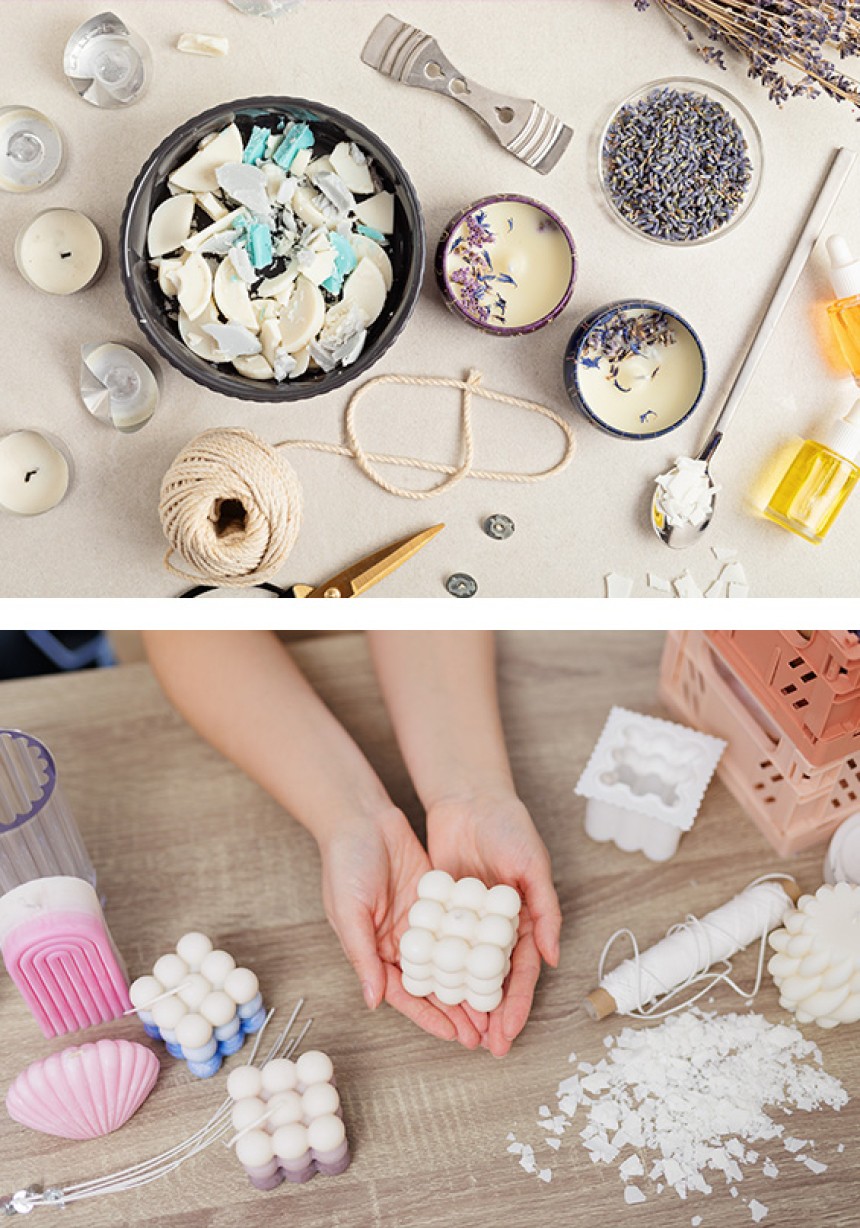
xmin=660 ymin=631 xmax=860 ymax=857
xmin=706 ymin=631 xmax=860 ymax=767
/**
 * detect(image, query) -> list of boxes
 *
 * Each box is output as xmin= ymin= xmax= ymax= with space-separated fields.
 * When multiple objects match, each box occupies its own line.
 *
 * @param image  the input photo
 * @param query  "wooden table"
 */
xmin=0 ymin=632 xmax=857 ymax=1228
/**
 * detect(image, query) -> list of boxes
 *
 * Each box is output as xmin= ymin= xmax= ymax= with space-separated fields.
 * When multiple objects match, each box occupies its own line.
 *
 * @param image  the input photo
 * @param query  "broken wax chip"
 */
xmin=272 ymin=123 xmax=314 ymax=171
xmin=247 ymin=222 xmax=273 ymax=269
xmin=243 ymin=125 xmax=271 ymax=165
xmin=147 ymin=193 xmax=195 ymax=257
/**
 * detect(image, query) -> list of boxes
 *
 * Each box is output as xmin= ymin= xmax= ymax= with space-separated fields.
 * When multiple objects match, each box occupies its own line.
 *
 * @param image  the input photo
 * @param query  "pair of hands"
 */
xmin=319 ymin=793 xmax=561 ymax=1056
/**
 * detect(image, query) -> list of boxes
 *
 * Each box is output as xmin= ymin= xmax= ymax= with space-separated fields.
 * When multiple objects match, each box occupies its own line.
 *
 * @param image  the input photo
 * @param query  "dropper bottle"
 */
xmin=826 ymin=235 xmax=860 ymax=378
xmin=764 ymin=399 xmax=860 ymax=543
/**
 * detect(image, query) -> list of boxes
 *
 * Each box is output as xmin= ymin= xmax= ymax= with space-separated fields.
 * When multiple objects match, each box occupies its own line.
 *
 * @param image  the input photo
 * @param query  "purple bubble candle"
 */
xmin=436 ymin=194 xmax=576 ymax=336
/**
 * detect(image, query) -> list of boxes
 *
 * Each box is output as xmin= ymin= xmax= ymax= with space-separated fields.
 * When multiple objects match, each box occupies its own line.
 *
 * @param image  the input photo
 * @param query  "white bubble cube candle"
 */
xmin=228 ymin=1050 xmax=350 ymax=1189
xmin=399 ymin=871 xmax=521 ymax=1012
xmin=128 ymin=932 xmax=265 ymax=1078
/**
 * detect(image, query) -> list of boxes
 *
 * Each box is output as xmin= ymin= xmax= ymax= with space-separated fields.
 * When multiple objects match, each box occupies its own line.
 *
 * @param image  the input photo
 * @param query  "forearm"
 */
xmin=366 ymin=631 xmax=515 ymax=809
xmin=143 ymin=632 xmax=393 ymax=846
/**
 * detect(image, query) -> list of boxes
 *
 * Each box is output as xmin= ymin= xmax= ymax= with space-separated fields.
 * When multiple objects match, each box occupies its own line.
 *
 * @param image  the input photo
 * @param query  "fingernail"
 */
xmin=362 ymin=982 xmax=376 ymax=1010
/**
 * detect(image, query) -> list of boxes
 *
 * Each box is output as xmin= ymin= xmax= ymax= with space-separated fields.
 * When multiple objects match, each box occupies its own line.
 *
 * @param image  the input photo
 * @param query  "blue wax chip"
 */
xmin=241 ymin=1006 xmax=268 ymax=1034
xmin=321 ymin=231 xmax=358 ymax=294
xmin=248 ymin=223 xmax=273 ymax=269
xmin=187 ymin=1053 xmax=224 ymax=1079
xmin=243 ymin=125 xmax=271 ymax=165
xmin=273 ymin=122 xmax=314 ymax=170
xmin=356 ymin=224 xmax=387 ymax=244
xmin=143 ymin=1023 xmax=161 ymax=1039
xmin=218 ymin=1032 xmax=247 ymax=1057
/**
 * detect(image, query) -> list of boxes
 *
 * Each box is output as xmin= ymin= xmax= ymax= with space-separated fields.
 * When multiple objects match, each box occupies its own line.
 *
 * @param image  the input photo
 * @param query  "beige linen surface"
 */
xmin=2 ymin=1 xmax=860 ymax=597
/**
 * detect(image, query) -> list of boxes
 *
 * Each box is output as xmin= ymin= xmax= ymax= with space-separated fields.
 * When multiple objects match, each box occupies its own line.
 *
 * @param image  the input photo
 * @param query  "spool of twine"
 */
xmin=158 ymin=428 xmax=303 ymax=587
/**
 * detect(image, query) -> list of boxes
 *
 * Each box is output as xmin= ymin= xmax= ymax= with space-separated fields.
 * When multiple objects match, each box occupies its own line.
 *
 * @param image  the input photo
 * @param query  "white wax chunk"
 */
xmin=330 ymin=141 xmax=374 ymax=195
xmin=295 ymin=1050 xmax=334 ymax=1089
xmin=176 ymin=931 xmax=214 ymax=970
xmin=153 ymin=953 xmax=189 ymax=990
xmin=175 ymin=1012 xmax=213 ymax=1049
xmin=354 ymin=190 xmax=394 ymax=234
xmin=224 ymin=967 xmax=259 ymax=1005
xmin=350 ymin=232 xmax=393 ymax=290
xmin=267 ymin=1090 xmax=304 ymax=1128
xmin=272 ymin=1122 xmax=309 ymax=1162
xmin=278 ymin=275 xmax=325 ymax=352
xmin=261 ymin=1058 xmax=299 ymax=1096
xmin=176 ymin=32 xmax=230 ymax=57
xmin=152 ymin=995 xmax=188 ymax=1031
xmin=439 ymin=908 xmax=479 ymax=943
xmin=227 ymin=1065 xmax=264 ymax=1102
xmin=183 ymin=206 xmax=246 ymax=252
xmin=301 ymin=1083 xmax=340 ymax=1121
xmin=177 ymin=972 xmax=211 ymax=1011
xmin=200 ymin=990 xmax=236 ymax=1027
xmin=400 ymin=927 xmax=436 ymax=965
xmin=0 ymin=431 xmax=69 ymax=515
xmin=169 ymin=123 xmax=243 ymax=193
xmin=342 ymin=257 xmax=386 ymax=327
xmin=485 ymin=884 xmax=521 ymax=920
xmin=449 ymin=877 xmax=488 ymax=912
xmin=216 ymin=162 xmax=270 ymax=215
xmin=231 ymin=1096 xmax=267 ymax=1131
xmin=417 ymin=870 xmax=455 ymax=905
xmin=232 ymin=353 xmax=273 ymax=379
xmin=467 ymin=943 xmax=506 ymax=980
xmin=147 ymin=193 xmax=195 ymax=257
xmin=434 ymin=937 xmax=469 ymax=974
xmin=15 ymin=209 xmax=103 ymax=294
xmin=236 ymin=1128 xmax=274 ymax=1168
xmin=307 ymin=1114 xmax=345 ymax=1154
xmin=175 ymin=252 xmax=213 ymax=321
xmin=129 ymin=975 xmax=163 ymax=1010
xmin=200 ymin=949 xmax=237 ymax=987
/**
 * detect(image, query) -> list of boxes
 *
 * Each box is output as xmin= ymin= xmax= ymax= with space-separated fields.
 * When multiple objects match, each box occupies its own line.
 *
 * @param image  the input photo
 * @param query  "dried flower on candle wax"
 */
xmin=632 ymin=0 xmax=860 ymax=113
xmin=581 ymin=309 xmax=677 ymax=383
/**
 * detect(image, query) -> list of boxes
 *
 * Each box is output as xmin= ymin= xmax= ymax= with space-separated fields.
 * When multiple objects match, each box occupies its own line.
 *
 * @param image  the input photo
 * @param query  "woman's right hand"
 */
xmin=319 ymin=806 xmax=484 ymax=1049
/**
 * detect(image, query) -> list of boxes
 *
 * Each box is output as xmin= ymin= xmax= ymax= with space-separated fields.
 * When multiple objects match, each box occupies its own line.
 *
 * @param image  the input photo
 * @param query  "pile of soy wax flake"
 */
xmin=505 ymin=1008 xmax=848 ymax=1224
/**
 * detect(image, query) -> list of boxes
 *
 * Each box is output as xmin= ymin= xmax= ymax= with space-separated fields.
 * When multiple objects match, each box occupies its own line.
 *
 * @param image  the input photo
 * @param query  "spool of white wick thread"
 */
xmin=586 ymin=877 xmax=801 ymax=1020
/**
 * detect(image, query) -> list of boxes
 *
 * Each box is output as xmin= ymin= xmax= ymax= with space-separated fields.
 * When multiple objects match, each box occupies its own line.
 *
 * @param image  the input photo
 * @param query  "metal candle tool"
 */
xmin=361 ymin=14 xmax=572 ymax=175
xmin=63 ymin=11 xmax=152 ymax=109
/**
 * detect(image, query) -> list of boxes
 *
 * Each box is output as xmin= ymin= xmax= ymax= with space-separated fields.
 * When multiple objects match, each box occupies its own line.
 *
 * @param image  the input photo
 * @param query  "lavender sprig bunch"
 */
xmin=634 ymin=0 xmax=860 ymax=111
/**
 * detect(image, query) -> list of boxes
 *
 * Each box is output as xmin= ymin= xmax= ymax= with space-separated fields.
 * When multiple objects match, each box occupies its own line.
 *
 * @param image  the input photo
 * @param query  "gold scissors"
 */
xmin=290 ymin=524 xmax=444 ymax=597
xmin=180 ymin=525 xmax=444 ymax=597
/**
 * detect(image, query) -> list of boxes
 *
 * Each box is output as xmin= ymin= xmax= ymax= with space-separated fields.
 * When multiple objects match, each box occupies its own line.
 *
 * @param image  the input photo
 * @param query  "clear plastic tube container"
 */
xmin=0 ymin=728 xmax=96 ymax=894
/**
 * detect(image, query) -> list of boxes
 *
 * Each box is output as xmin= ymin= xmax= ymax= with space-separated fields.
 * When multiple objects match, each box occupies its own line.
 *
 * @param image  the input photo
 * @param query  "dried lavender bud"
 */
xmin=602 ymin=86 xmax=753 ymax=243
xmin=582 ymin=309 xmax=676 ymax=380
xmin=633 ymin=0 xmax=860 ymax=114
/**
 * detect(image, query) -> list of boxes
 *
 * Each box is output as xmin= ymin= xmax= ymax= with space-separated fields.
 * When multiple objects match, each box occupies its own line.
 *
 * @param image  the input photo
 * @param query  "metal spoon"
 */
xmin=650 ymin=146 xmax=856 ymax=549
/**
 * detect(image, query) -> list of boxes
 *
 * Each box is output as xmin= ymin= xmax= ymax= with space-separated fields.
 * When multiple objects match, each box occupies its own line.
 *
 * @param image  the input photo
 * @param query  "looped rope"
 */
xmin=158 ymin=371 xmax=574 ymax=585
xmin=282 ymin=369 xmax=576 ymax=499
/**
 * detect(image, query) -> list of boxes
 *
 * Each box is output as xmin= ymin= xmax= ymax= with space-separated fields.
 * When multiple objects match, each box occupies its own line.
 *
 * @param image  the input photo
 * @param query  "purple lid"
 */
xmin=0 ymin=729 xmax=57 ymax=832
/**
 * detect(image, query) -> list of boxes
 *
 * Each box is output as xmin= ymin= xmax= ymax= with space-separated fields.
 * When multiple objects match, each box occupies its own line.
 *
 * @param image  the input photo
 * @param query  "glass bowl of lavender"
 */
xmin=564 ymin=300 xmax=707 ymax=439
xmin=120 ymin=97 xmax=425 ymax=402
xmin=598 ymin=77 xmax=763 ymax=247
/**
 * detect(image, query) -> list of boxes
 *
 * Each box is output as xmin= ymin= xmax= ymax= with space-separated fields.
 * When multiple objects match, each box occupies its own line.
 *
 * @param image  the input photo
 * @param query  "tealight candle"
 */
xmin=436 ymin=194 xmax=576 ymax=335
xmin=564 ymin=299 xmax=707 ymax=439
xmin=0 ymin=431 xmax=70 ymax=515
xmin=15 ymin=209 xmax=106 ymax=295
xmin=0 ymin=107 xmax=63 ymax=193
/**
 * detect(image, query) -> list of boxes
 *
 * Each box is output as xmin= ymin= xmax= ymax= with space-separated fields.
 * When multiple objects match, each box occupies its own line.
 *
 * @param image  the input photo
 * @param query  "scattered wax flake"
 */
xmin=731 ymin=1188 xmax=739 ymax=1198
xmin=797 ymin=1156 xmax=827 ymax=1174
xmin=838 ymin=1144 xmax=845 ymax=1153
xmin=762 ymin=1157 xmax=777 ymax=1177
xmin=783 ymin=1138 xmax=808 ymax=1153
xmin=619 ymin=1155 xmax=644 ymax=1181
xmin=546 ymin=1138 xmax=561 ymax=1151
xmin=507 ymin=1141 xmax=524 ymax=1155
xmin=655 ymin=457 xmax=717 ymax=529
xmin=712 ymin=545 xmax=737 ymax=561
xmin=624 ymin=1186 xmax=646 ymax=1205
xmin=605 ymin=572 xmax=634 ymax=598
xmin=519 ymin=1144 xmax=537 ymax=1174
xmin=176 ymin=33 xmax=229 ymax=56
xmin=674 ymin=570 xmax=704 ymax=599
xmin=538 ymin=1106 xmax=551 ymax=1118
xmin=749 ymin=1199 xmax=768 ymax=1222
xmin=228 ymin=244 xmax=255 ymax=283
xmin=201 ymin=322 xmax=261 ymax=357
xmin=537 ymin=1169 xmax=552 ymax=1183
xmin=506 ymin=1132 xmax=515 ymax=1142
xmin=647 ymin=572 xmax=672 ymax=594
xmin=228 ymin=0 xmax=302 ymax=16
xmin=705 ymin=576 xmax=726 ymax=598
xmin=215 ymin=162 xmax=270 ymax=215
xmin=692 ymin=1218 xmax=703 ymax=1227
xmin=728 ymin=581 xmax=750 ymax=599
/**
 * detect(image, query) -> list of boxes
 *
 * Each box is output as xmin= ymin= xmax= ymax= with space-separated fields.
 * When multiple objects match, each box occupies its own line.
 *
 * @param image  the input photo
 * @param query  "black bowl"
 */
xmin=119 ymin=96 xmax=425 ymax=403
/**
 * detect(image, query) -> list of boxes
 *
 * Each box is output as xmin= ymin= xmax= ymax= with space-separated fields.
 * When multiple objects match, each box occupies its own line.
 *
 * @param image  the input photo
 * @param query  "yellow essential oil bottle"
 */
xmin=764 ymin=400 xmax=860 ymax=543
xmin=826 ymin=234 xmax=860 ymax=377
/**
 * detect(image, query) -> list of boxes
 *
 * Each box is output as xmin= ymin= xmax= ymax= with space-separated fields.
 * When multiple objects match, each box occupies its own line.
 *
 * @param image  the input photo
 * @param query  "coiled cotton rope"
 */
xmin=158 ymin=370 xmax=575 ymax=586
